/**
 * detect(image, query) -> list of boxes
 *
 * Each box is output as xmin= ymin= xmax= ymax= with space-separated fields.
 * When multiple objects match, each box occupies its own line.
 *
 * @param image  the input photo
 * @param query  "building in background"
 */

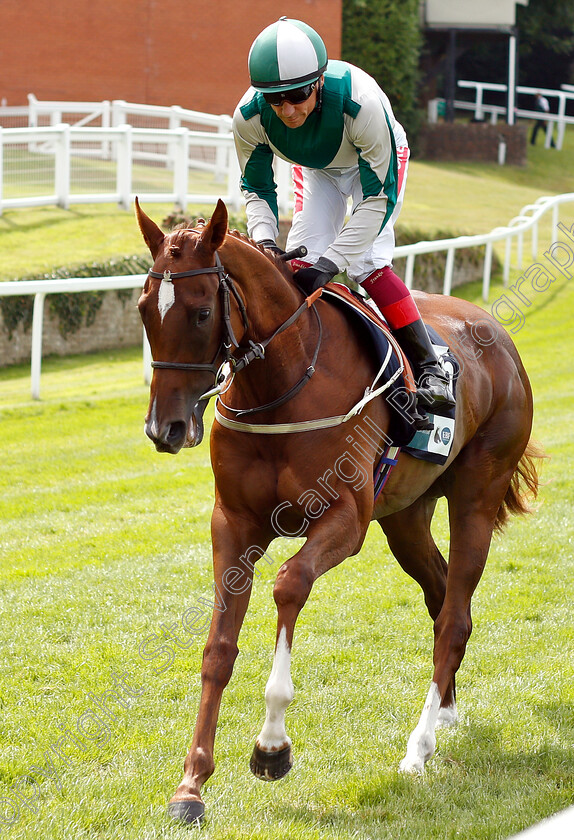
xmin=0 ymin=1 xmax=341 ymax=115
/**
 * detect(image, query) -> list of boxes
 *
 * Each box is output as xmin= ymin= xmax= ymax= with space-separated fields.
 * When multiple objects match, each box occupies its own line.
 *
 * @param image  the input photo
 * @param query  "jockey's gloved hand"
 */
xmin=293 ymin=257 xmax=339 ymax=294
xmin=257 ymin=239 xmax=285 ymax=256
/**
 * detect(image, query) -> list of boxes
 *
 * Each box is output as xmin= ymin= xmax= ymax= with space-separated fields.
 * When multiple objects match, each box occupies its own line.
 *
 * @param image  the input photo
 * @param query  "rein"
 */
xmin=219 ymin=291 xmax=322 ymax=418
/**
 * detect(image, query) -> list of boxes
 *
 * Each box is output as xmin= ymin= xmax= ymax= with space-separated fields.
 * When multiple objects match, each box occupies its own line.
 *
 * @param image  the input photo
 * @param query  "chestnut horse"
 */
xmin=136 ymin=198 xmax=540 ymax=824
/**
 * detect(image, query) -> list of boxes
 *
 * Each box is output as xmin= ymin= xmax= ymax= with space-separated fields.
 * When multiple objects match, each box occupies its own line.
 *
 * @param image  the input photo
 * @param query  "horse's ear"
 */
xmin=135 ymin=197 xmax=165 ymax=259
xmin=199 ymin=199 xmax=228 ymax=253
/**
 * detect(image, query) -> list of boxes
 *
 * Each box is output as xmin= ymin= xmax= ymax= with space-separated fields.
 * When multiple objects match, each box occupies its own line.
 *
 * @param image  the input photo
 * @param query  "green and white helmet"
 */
xmin=248 ymin=17 xmax=328 ymax=93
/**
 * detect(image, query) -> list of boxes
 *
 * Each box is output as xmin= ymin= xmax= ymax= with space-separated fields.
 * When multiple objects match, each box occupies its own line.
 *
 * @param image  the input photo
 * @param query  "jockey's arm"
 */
xmin=232 ymin=106 xmax=280 ymax=244
xmin=320 ymin=96 xmax=398 ymax=272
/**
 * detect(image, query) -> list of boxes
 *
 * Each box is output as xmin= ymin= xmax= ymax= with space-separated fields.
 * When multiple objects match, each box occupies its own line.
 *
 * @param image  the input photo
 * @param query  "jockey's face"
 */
xmin=269 ymin=80 xmax=321 ymax=129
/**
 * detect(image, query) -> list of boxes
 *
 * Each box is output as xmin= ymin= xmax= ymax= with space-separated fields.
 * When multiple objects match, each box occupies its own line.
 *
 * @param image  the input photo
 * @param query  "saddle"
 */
xmin=320 ymin=283 xmax=458 ymax=496
xmin=323 ymin=283 xmax=416 ymax=381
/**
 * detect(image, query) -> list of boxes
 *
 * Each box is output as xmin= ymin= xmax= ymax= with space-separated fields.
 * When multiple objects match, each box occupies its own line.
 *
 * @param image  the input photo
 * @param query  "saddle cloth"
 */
xmin=320 ymin=283 xmax=459 ymax=499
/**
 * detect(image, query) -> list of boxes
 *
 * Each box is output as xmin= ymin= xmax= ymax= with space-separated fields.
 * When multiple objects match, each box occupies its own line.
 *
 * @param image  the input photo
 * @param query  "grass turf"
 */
xmin=0 ymin=125 xmax=573 ymax=839
xmin=0 ymin=260 xmax=572 ymax=839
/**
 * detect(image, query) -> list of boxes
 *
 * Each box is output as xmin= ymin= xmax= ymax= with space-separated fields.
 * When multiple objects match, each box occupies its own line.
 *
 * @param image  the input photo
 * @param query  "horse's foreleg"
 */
xmin=249 ymin=623 xmax=295 ymax=780
xmin=250 ymin=500 xmax=367 ymax=781
xmin=167 ymin=508 xmax=268 ymax=823
xmin=249 ymin=556 xmax=314 ymax=781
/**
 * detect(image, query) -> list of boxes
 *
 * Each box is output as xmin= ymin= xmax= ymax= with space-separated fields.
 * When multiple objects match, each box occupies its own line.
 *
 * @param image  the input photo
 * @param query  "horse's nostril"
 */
xmin=167 ymin=421 xmax=187 ymax=446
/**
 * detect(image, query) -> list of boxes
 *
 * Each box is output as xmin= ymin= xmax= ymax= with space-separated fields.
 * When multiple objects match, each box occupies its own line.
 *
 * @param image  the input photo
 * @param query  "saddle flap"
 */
xmin=322 ymin=283 xmax=416 ymax=393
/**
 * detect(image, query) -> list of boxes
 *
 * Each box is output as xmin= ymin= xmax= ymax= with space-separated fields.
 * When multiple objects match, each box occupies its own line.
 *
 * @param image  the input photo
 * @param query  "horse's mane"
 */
xmin=166 ymin=217 xmax=294 ymax=282
xmin=226 ymin=228 xmax=294 ymax=283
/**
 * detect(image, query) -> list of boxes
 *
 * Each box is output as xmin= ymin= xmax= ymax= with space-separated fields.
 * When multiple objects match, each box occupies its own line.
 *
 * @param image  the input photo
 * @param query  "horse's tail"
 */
xmin=494 ymin=439 xmax=547 ymax=533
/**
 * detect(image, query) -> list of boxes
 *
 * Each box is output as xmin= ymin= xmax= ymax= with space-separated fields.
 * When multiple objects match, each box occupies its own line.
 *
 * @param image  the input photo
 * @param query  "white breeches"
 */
xmin=286 ymin=146 xmax=409 ymax=282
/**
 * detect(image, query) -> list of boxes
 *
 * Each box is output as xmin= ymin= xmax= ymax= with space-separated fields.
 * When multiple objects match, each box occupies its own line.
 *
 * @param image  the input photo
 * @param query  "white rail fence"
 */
xmin=2 ymin=86 xmax=572 ymax=219
xmin=0 ymin=274 xmax=148 ymax=399
xmin=0 ymin=124 xmax=244 ymax=212
xmin=1 ymin=192 xmax=573 ymax=399
xmin=397 ymin=192 xmax=574 ymax=300
xmin=0 ymin=94 xmax=294 ymax=215
xmin=427 ymin=81 xmax=574 ymax=150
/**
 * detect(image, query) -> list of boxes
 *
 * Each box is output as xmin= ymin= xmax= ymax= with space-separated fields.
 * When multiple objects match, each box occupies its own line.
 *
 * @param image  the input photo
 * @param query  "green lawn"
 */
xmin=0 ymin=127 xmax=573 ymax=839
xmin=0 ymin=259 xmax=572 ymax=840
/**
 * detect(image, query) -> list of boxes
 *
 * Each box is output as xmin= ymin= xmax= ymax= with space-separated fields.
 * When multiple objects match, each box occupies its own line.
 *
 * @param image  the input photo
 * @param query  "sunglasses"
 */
xmin=263 ymin=82 xmax=317 ymax=107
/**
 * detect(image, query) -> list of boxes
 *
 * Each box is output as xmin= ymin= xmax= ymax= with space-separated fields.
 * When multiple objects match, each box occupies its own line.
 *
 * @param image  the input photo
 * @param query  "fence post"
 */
xmin=101 ymin=100 xmax=111 ymax=158
xmin=545 ymin=119 xmax=555 ymax=150
xmin=55 ymin=124 xmax=70 ymax=209
xmin=475 ymin=85 xmax=484 ymax=121
xmin=552 ymin=203 xmax=559 ymax=242
xmin=556 ymin=94 xmax=566 ymax=150
xmin=169 ymin=106 xmax=182 ymax=131
xmin=503 ymin=234 xmax=512 ymax=287
xmin=173 ymin=127 xmax=189 ymax=211
xmin=111 ymin=101 xmax=126 ymax=163
xmin=27 ymin=93 xmax=38 ymax=128
xmin=404 ymin=253 xmax=415 ymax=290
xmin=111 ymin=100 xmax=126 ymax=127
xmin=443 ymin=247 xmax=455 ymax=296
xmin=516 ymin=230 xmax=523 ymax=270
xmin=0 ymin=126 xmax=3 ymax=217
xmin=482 ymin=241 xmax=493 ymax=301
xmin=227 ymin=148 xmax=243 ymax=212
xmin=116 ymin=125 xmax=132 ymax=210
xmin=31 ymin=292 xmax=46 ymax=399
xmin=215 ymin=116 xmax=231 ymax=183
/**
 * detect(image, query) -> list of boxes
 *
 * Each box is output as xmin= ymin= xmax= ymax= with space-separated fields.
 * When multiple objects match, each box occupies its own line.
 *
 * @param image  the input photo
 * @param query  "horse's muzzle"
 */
xmin=145 ymin=400 xmax=206 ymax=453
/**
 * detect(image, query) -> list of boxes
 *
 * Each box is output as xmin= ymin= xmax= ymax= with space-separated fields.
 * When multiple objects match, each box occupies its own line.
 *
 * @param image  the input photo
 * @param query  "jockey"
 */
xmin=232 ymin=17 xmax=455 ymax=413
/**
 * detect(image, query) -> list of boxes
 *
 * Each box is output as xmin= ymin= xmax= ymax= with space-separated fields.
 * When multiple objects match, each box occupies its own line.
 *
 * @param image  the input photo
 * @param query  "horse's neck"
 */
xmin=223 ymin=240 xmax=303 ymax=343
xmin=222 ymin=240 xmax=314 ymax=405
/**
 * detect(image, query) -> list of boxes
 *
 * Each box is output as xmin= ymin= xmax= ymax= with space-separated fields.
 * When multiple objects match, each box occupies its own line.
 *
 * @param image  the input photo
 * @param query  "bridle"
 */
xmin=147 ymin=251 xmax=323 ymax=414
xmin=148 ymin=253 xmax=248 ymax=379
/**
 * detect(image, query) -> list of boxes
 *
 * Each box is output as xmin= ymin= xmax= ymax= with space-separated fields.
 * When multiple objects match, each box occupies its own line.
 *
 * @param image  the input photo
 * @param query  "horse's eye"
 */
xmin=198 ymin=308 xmax=211 ymax=324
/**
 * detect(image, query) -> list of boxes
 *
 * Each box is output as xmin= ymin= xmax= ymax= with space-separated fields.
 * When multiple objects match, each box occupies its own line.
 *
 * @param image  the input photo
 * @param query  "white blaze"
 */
xmin=158 ymin=274 xmax=175 ymax=322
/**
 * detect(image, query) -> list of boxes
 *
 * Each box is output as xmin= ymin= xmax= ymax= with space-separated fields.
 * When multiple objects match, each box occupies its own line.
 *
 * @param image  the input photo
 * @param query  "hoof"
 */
xmin=250 ymin=743 xmax=293 ymax=781
xmin=167 ymin=799 xmax=205 ymax=825
xmin=399 ymin=755 xmax=426 ymax=775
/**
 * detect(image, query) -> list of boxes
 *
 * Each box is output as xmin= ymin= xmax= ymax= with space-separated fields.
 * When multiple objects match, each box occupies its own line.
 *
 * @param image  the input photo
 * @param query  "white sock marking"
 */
xmin=400 ymin=681 xmax=441 ymax=774
xmin=437 ymin=698 xmax=458 ymax=728
xmin=256 ymin=626 xmax=294 ymax=751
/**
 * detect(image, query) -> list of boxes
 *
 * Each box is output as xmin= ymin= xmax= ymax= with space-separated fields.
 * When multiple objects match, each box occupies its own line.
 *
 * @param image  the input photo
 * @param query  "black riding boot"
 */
xmin=393 ymin=319 xmax=455 ymax=412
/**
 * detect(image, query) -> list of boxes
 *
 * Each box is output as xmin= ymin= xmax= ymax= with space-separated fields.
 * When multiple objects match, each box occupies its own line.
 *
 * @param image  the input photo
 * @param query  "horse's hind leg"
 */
xmin=399 ymin=440 xmax=525 ymax=773
xmin=378 ymin=494 xmax=457 ymax=724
